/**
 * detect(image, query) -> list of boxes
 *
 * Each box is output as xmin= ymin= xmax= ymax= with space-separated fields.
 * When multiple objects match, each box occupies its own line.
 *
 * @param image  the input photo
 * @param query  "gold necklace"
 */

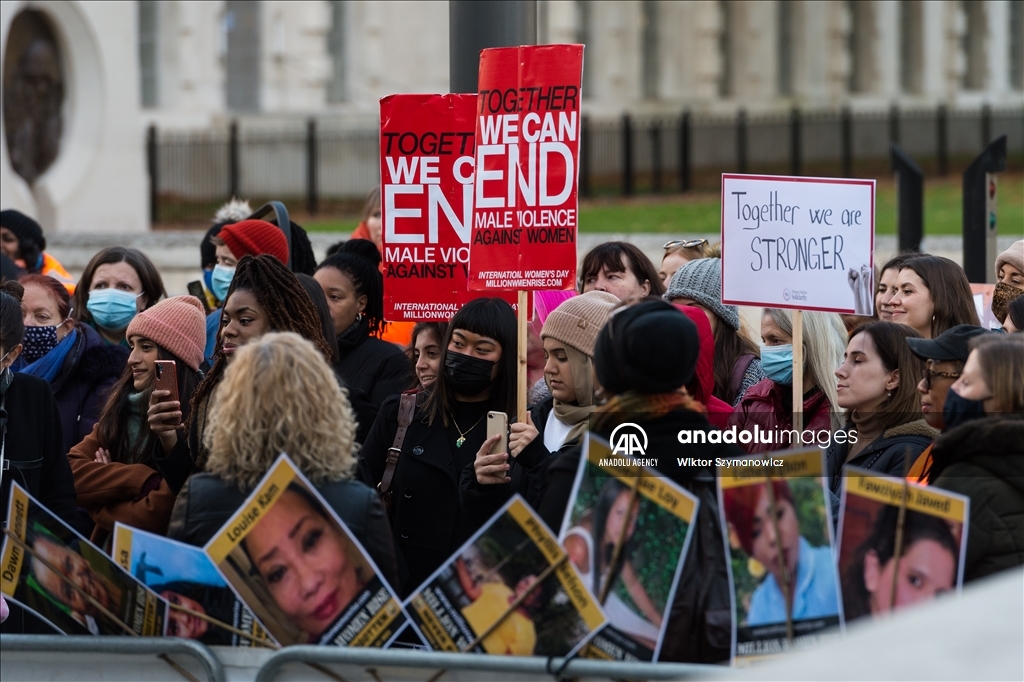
xmin=450 ymin=412 xmax=486 ymax=448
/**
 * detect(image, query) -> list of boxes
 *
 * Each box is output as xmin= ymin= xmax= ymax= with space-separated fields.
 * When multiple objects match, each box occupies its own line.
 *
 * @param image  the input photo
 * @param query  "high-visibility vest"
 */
xmin=41 ymin=252 xmax=76 ymax=294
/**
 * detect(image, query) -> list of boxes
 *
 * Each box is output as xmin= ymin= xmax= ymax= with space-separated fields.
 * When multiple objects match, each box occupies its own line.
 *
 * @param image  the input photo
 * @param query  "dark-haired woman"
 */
xmin=67 ymin=296 xmax=207 ymax=544
xmin=579 ymin=241 xmax=666 ymax=302
xmin=0 ymin=281 xmax=78 ymax=530
xmin=169 ymin=255 xmax=361 ymax=488
xmin=360 ymin=298 xmax=546 ymax=595
xmin=890 ymin=255 xmax=980 ymax=339
xmin=875 ymin=254 xmax=912 ymax=322
xmin=826 ymin=322 xmax=937 ymax=498
xmin=408 ymin=322 xmax=446 ymax=390
xmin=315 ymin=239 xmax=409 ymax=408
xmin=16 ymin=274 xmax=128 ymax=453
xmin=71 ymin=247 xmax=167 ymax=347
xmin=842 ymin=506 xmax=959 ymax=622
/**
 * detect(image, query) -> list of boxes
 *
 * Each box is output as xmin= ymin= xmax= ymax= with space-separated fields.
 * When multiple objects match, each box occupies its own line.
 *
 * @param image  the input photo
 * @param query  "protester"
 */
xmin=890 ymin=255 xmax=980 ymax=339
xmin=526 ymin=291 xmax=576 ymax=405
xmin=198 ymin=198 xmax=251 ymax=310
xmin=992 ymin=239 xmax=1024 ymax=323
xmin=659 ymin=238 xmax=708 ymax=284
xmin=67 ymin=296 xmax=206 ymax=543
xmin=16 ymin=274 xmax=128 ymax=453
xmin=674 ymin=304 xmax=735 ymax=429
xmin=827 ymin=322 xmax=935 ymax=497
xmin=875 ymin=254 xmax=913 ymax=322
xmin=730 ymin=309 xmax=847 ymax=453
xmin=168 ymin=332 xmax=398 ymax=588
xmin=296 ymin=273 xmax=340 ymax=365
xmin=71 ymin=247 xmax=166 ymax=347
xmin=178 ymin=255 xmax=355 ymax=481
xmin=841 ymin=506 xmax=959 ymax=620
xmin=1004 ymin=295 xmax=1024 ymax=334
xmin=579 ymin=241 xmax=666 ymax=301
xmin=360 ymin=298 xmax=540 ymax=595
xmin=928 ymin=335 xmax=1024 ymax=582
xmin=665 ymin=257 xmax=765 ymax=405
xmin=569 ymin=299 xmax=741 ymax=664
xmin=722 ymin=479 xmax=839 ymax=626
xmin=349 ymin=187 xmax=383 ymax=252
xmin=314 ymin=240 xmax=408 ymax=408
xmin=408 ymin=322 xmax=447 ymax=390
xmin=0 ymin=210 xmax=75 ymax=292
xmin=0 ymin=280 xmax=78 ymax=529
xmin=2 ymin=253 xmax=24 ymax=281
xmin=904 ymin=324 xmax=991 ymax=483
xmin=479 ymin=292 xmax=617 ymax=529
xmin=203 ymin=218 xmax=289 ymax=362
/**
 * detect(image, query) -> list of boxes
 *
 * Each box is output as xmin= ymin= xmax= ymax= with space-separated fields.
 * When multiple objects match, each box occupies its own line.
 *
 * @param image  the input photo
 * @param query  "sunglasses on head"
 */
xmin=663 ymin=239 xmax=708 ymax=251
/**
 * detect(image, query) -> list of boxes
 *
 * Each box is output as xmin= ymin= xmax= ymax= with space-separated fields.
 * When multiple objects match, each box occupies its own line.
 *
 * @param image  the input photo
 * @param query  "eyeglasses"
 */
xmin=663 ymin=238 xmax=708 ymax=251
xmin=922 ymin=368 xmax=960 ymax=390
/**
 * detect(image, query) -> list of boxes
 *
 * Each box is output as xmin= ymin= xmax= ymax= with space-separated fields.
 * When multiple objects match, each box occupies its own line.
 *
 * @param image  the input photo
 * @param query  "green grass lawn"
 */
xmin=301 ymin=173 xmax=1023 ymax=235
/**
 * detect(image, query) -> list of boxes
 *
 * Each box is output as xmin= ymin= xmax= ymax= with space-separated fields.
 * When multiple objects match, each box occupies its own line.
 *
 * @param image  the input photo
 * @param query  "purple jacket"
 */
xmin=50 ymin=324 xmax=128 ymax=453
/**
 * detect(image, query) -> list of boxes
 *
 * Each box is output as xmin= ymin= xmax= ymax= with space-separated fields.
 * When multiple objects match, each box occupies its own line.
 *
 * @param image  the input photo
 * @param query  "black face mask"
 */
xmin=445 ymin=351 xmax=495 ymax=396
xmin=942 ymin=386 xmax=987 ymax=431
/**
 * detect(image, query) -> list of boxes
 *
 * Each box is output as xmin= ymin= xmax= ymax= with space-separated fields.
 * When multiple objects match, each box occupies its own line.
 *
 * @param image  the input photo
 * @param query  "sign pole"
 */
xmin=792 ymin=310 xmax=804 ymax=434
xmin=517 ymin=290 xmax=529 ymax=423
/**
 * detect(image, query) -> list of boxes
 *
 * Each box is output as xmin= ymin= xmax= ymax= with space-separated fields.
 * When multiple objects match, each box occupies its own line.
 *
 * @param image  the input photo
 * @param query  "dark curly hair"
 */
xmin=186 ymin=255 xmax=330 ymax=464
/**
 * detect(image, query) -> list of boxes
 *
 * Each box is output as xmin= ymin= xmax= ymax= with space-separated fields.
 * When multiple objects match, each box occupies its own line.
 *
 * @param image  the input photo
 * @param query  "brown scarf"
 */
xmin=591 ymin=389 xmax=705 ymax=433
xmin=551 ymin=345 xmax=596 ymax=446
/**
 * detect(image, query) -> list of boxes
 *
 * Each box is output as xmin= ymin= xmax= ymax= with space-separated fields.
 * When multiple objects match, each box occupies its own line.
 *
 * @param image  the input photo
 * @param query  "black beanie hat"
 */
xmin=594 ymin=299 xmax=700 ymax=395
xmin=0 ymin=209 xmax=45 ymax=251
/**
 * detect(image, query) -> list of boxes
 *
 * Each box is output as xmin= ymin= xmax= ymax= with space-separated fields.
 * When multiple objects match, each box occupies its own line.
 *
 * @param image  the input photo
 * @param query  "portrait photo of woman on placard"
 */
xmin=229 ymin=483 xmax=373 ymax=643
xmin=723 ymin=478 xmax=840 ymax=627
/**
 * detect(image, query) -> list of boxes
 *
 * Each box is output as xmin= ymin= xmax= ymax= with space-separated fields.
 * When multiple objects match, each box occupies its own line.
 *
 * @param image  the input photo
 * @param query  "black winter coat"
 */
xmin=0 ymin=372 xmax=78 ymax=529
xmin=334 ymin=318 xmax=410 ymax=409
xmin=360 ymin=393 xmax=548 ymax=596
xmin=50 ymin=324 xmax=128 ymax=454
xmin=538 ymin=407 xmax=743 ymax=664
xmin=826 ymin=419 xmax=937 ymax=497
xmin=167 ymin=473 xmax=399 ymax=589
xmin=930 ymin=416 xmax=1024 ymax=583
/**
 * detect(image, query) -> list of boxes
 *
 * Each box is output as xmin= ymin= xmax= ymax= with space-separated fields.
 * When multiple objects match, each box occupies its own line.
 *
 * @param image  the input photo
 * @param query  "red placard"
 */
xmin=467 ymin=44 xmax=584 ymax=292
xmin=380 ymin=94 xmax=523 ymax=321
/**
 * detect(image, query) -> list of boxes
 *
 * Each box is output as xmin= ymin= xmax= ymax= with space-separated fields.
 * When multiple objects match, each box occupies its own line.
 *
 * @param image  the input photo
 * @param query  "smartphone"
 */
xmin=486 ymin=411 xmax=509 ymax=455
xmin=187 ymin=281 xmax=212 ymax=314
xmin=153 ymin=360 xmax=179 ymax=406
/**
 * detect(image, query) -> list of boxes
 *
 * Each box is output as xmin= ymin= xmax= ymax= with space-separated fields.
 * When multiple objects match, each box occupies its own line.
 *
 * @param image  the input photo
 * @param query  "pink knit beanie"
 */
xmin=126 ymin=296 xmax=207 ymax=371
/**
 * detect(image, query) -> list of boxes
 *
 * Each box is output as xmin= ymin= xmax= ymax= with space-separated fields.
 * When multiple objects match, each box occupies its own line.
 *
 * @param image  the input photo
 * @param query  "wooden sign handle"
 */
xmin=517 ymin=290 xmax=529 ymax=424
xmin=792 ymin=310 xmax=804 ymax=434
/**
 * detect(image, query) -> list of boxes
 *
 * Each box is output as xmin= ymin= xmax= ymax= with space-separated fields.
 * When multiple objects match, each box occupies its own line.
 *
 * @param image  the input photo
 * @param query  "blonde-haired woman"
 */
xmin=168 ymin=332 xmax=397 ymax=585
xmin=730 ymin=308 xmax=847 ymax=453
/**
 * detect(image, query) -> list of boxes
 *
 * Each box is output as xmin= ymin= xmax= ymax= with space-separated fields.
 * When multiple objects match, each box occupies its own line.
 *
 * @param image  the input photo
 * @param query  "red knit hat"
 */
xmin=219 ymin=220 xmax=289 ymax=264
xmin=126 ymin=296 xmax=207 ymax=371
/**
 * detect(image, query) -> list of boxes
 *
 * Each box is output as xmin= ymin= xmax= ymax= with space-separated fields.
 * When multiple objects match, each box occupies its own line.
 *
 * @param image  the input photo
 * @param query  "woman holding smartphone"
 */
xmin=360 ymin=298 xmax=546 ymax=595
xmin=67 ymin=296 xmax=206 ymax=544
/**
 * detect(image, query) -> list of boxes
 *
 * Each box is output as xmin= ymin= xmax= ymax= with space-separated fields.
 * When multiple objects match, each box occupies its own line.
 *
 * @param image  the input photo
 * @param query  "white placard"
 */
xmin=721 ymin=174 xmax=876 ymax=314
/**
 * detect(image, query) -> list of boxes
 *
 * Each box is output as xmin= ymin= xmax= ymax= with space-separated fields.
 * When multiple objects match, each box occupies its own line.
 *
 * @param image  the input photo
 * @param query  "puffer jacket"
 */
xmin=929 ymin=415 xmax=1024 ymax=583
xmin=729 ymin=379 xmax=833 ymax=454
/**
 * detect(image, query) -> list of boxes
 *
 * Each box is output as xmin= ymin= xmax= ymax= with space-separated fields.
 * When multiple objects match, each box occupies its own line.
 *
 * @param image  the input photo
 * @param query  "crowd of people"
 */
xmin=1 ymin=202 xmax=1022 ymax=663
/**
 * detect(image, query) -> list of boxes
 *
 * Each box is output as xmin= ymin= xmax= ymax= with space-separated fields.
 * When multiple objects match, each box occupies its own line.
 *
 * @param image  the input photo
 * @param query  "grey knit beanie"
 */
xmin=663 ymin=257 xmax=740 ymax=331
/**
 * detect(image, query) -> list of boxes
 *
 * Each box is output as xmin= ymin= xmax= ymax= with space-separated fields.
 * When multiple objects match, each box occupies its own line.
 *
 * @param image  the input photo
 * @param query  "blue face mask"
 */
xmin=87 ymin=289 xmax=140 ymax=331
xmin=211 ymin=264 xmax=235 ymax=303
xmin=761 ymin=344 xmax=794 ymax=385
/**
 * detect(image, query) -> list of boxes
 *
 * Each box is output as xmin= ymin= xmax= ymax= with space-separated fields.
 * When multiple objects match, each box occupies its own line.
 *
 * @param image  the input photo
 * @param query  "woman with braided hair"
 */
xmin=156 ymin=255 xmax=373 ymax=495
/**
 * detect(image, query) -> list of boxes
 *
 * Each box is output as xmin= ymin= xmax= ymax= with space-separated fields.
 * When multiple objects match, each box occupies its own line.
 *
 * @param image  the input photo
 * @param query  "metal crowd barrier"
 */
xmin=0 ymin=635 xmax=225 ymax=682
xmin=253 ymin=646 xmax=729 ymax=682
